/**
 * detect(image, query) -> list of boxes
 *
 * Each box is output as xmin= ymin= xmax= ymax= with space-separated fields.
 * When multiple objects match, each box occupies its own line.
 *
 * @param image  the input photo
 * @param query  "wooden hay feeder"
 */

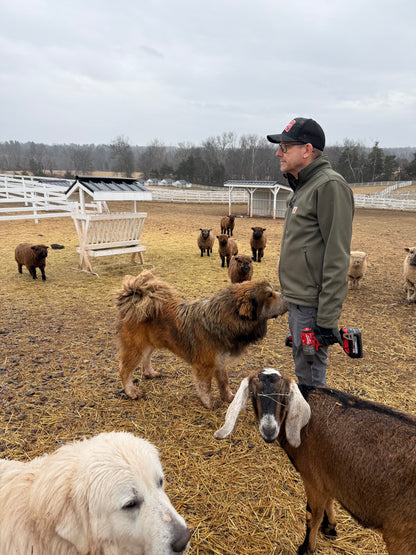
xmin=66 ymin=176 xmax=152 ymax=276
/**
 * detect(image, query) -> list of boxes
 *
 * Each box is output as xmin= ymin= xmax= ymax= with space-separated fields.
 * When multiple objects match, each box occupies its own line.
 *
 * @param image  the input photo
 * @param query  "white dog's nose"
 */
xmin=171 ymin=526 xmax=192 ymax=552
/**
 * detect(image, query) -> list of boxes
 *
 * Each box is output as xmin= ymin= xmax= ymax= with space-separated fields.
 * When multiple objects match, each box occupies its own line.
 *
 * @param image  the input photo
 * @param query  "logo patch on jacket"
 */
xmin=292 ymin=206 xmax=298 ymax=214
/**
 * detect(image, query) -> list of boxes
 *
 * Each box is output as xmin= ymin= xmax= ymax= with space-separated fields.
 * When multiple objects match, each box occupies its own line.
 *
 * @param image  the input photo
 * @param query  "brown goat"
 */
xmin=228 ymin=254 xmax=253 ymax=283
xmin=403 ymin=246 xmax=416 ymax=303
xmin=220 ymin=215 xmax=235 ymax=236
xmin=197 ymin=228 xmax=215 ymax=257
xmin=15 ymin=243 xmax=48 ymax=281
xmin=215 ymin=368 xmax=416 ymax=555
xmin=250 ymin=227 xmax=267 ymax=262
xmin=216 ymin=234 xmax=238 ymax=268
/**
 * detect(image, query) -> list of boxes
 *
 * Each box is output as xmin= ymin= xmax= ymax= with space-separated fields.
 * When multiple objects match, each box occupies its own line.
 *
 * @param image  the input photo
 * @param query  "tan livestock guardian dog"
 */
xmin=116 ymin=270 xmax=287 ymax=409
xmin=0 ymin=432 xmax=192 ymax=555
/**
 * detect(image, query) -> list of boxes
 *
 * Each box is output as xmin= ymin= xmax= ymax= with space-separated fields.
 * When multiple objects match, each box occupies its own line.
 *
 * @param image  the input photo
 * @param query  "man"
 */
xmin=267 ymin=117 xmax=354 ymax=386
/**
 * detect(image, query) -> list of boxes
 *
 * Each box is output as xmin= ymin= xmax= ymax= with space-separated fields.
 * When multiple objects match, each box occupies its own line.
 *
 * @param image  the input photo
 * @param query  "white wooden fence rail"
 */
xmin=354 ymin=195 xmax=416 ymax=211
xmin=0 ymin=174 xmax=103 ymax=222
xmin=0 ymin=174 xmax=72 ymax=222
xmin=149 ymin=187 xmax=248 ymax=203
xmin=1 ymin=175 xmax=416 ymax=221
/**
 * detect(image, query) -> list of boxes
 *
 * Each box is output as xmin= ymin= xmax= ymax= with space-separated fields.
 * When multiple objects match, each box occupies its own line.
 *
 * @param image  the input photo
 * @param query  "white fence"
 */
xmin=354 ymin=194 xmax=416 ymax=211
xmin=149 ymin=187 xmax=248 ymax=204
xmin=352 ymin=180 xmax=416 ymax=210
xmin=0 ymin=174 xmax=73 ymax=222
xmin=1 ymin=174 xmax=416 ymax=221
xmin=0 ymin=174 xmax=104 ymax=222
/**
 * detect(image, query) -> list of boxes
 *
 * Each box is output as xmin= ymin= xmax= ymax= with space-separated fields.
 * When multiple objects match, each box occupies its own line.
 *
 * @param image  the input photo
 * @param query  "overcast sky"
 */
xmin=1 ymin=0 xmax=415 ymax=148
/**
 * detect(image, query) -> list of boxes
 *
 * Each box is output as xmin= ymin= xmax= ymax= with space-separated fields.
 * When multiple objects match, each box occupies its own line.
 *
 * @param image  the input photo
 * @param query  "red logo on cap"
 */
xmin=285 ymin=119 xmax=296 ymax=132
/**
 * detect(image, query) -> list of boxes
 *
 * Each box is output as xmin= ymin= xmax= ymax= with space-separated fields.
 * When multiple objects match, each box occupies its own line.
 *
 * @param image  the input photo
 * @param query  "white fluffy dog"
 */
xmin=0 ymin=432 xmax=191 ymax=554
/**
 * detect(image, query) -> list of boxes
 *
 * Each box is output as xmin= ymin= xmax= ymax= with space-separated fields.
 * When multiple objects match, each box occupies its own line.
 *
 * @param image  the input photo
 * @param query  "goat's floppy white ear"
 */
xmin=214 ymin=377 xmax=250 ymax=439
xmin=285 ymin=382 xmax=311 ymax=448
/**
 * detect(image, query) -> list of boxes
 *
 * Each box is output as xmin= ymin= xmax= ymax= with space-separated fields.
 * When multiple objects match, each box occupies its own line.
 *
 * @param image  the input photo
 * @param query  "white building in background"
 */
xmin=224 ymin=180 xmax=291 ymax=219
xmin=160 ymin=178 xmax=174 ymax=186
xmin=173 ymin=179 xmax=191 ymax=188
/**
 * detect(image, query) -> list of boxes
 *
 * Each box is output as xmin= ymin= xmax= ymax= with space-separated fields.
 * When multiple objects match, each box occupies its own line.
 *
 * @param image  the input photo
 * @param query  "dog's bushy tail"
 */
xmin=115 ymin=270 xmax=178 ymax=324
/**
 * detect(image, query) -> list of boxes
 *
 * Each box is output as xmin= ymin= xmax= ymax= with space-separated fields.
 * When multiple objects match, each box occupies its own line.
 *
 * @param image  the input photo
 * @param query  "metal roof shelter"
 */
xmin=224 ymin=180 xmax=291 ymax=219
xmin=65 ymin=176 xmax=151 ymax=275
xmin=65 ymin=175 xmax=152 ymax=212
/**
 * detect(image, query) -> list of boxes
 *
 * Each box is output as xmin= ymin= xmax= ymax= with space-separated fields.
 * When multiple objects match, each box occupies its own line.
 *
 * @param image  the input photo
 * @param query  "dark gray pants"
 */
xmin=288 ymin=303 xmax=328 ymax=387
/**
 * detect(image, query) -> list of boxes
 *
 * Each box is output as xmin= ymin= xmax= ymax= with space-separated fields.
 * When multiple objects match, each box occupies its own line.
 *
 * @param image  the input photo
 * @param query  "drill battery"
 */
xmin=339 ymin=326 xmax=363 ymax=358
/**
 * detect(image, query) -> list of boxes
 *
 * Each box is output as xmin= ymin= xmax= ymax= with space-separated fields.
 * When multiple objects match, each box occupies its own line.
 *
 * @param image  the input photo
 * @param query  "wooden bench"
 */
xmin=72 ymin=211 xmax=147 ymax=275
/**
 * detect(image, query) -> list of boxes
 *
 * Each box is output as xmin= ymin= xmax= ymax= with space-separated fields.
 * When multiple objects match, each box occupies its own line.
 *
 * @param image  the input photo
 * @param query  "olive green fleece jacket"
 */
xmin=278 ymin=156 xmax=354 ymax=329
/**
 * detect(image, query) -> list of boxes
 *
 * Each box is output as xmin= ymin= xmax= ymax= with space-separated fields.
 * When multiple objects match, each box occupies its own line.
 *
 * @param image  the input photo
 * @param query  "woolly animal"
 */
xmin=348 ymin=251 xmax=368 ymax=289
xmin=15 ymin=243 xmax=49 ymax=281
xmin=228 ymin=254 xmax=253 ymax=283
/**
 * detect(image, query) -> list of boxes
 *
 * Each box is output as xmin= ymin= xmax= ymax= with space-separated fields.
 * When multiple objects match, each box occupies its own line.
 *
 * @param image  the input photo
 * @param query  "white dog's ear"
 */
xmin=214 ymin=377 xmax=250 ymax=439
xmin=55 ymin=501 xmax=89 ymax=553
xmin=285 ymin=382 xmax=311 ymax=448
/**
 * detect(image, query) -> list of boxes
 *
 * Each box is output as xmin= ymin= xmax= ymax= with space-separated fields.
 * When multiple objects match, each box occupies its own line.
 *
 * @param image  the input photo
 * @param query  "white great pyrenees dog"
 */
xmin=0 ymin=431 xmax=191 ymax=554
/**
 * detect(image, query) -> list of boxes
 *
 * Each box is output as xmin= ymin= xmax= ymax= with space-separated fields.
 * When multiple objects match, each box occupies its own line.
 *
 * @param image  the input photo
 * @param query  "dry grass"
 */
xmin=0 ymin=202 xmax=415 ymax=554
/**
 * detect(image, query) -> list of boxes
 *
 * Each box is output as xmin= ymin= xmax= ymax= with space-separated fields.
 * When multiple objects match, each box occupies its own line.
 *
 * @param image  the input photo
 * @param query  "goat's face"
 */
xmin=214 ymin=368 xmax=310 ymax=447
xmin=249 ymin=368 xmax=290 ymax=443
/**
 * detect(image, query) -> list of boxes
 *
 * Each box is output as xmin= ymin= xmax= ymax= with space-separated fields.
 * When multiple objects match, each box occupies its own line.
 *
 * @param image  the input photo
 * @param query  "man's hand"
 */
xmin=313 ymin=326 xmax=342 ymax=346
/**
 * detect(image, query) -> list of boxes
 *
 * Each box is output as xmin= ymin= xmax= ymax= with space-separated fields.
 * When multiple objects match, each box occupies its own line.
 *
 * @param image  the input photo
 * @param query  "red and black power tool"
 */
xmin=285 ymin=327 xmax=363 ymax=363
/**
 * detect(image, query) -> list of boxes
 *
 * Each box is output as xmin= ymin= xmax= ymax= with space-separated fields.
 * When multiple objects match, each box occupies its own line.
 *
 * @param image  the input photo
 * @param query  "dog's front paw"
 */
xmin=125 ymin=385 xmax=144 ymax=400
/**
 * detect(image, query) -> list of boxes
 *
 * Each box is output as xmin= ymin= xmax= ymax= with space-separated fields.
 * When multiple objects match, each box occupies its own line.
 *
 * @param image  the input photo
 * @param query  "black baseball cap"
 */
xmin=267 ymin=117 xmax=325 ymax=151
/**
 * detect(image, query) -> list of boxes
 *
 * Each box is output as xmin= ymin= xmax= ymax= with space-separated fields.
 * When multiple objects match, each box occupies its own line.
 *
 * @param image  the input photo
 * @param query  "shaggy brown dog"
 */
xmin=116 ymin=270 xmax=287 ymax=409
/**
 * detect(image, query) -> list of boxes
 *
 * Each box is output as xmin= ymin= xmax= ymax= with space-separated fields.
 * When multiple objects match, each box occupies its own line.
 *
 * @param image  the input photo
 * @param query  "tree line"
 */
xmin=0 ymin=134 xmax=415 ymax=185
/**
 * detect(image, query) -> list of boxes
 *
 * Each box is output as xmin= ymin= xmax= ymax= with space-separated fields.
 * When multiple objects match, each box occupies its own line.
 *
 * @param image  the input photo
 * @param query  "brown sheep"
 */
xmin=216 ymin=234 xmax=238 ymax=267
xmin=348 ymin=250 xmax=368 ymax=289
xmin=197 ymin=228 xmax=215 ymax=257
xmin=250 ymin=227 xmax=267 ymax=262
xmin=228 ymin=254 xmax=253 ymax=283
xmin=215 ymin=368 xmax=416 ymax=555
xmin=220 ymin=215 xmax=235 ymax=237
xmin=15 ymin=243 xmax=48 ymax=281
xmin=404 ymin=246 xmax=416 ymax=303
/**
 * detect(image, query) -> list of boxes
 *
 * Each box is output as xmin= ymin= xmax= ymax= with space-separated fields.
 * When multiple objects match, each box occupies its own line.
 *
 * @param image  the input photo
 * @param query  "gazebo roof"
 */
xmin=65 ymin=176 xmax=152 ymax=201
xmin=224 ymin=180 xmax=290 ymax=191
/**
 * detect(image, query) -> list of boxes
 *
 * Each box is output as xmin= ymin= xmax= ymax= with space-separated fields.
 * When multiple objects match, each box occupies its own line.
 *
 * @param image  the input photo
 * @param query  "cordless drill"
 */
xmin=285 ymin=327 xmax=363 ymax=363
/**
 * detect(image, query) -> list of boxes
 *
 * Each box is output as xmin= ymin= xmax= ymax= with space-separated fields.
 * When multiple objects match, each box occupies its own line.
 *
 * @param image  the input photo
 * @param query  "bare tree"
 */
xmin=110 ymin=135 xmax=135 ymax=177
xmin=137 ymin=139 xmax=167 ymax=178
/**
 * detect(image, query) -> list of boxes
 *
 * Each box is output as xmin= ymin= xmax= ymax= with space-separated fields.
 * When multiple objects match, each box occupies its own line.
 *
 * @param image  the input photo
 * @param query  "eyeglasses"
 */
xmin=279 ymin=143 xmax=304 ymax=153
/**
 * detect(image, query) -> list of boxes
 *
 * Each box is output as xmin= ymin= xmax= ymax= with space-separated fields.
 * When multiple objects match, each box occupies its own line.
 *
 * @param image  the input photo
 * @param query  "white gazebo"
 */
xmin=224 ymin=180 xmax=291 ymax=219
xmin=65 ymin=176 xmax=152 ymax=275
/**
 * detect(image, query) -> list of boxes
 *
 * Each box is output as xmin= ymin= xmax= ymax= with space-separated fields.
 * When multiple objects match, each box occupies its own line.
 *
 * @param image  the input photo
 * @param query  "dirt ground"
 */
xmin=0 ymin=202 xmax=415 ymax=554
